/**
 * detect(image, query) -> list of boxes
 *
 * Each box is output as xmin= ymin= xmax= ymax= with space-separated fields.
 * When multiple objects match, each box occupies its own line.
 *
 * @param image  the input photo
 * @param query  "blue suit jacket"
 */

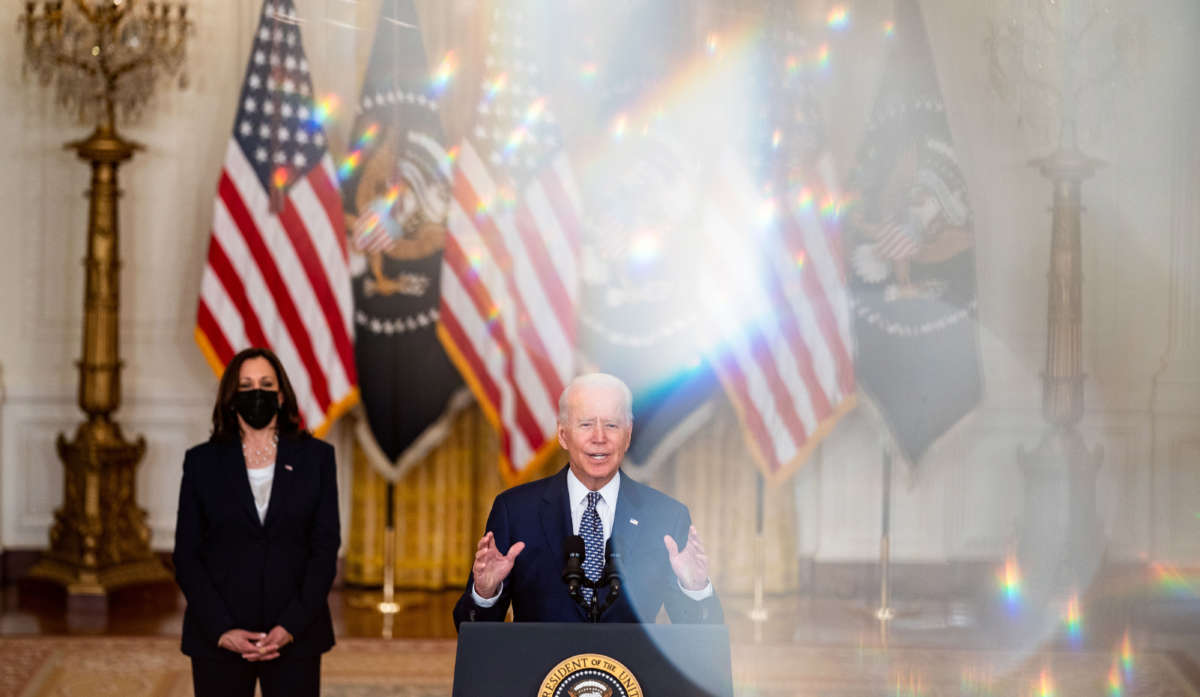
xmin=173 ymin=434 xmax=340 ymax=660
xmin=453 ymin=466 xmax=723 ymax=628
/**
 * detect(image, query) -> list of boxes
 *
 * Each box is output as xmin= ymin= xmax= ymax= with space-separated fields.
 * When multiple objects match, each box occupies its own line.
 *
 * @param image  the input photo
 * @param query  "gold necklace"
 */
xmin=242 ymin=431 xmax=278 ymax=468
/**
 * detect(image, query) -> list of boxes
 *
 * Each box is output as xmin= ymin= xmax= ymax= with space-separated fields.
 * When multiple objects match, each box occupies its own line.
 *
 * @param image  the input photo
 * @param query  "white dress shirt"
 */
xmin=472 ymin=470 xmax=712 ymax=606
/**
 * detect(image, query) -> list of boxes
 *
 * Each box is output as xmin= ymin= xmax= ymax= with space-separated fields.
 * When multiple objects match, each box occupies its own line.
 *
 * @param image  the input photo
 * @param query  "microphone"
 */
xmin=597 ymin=537 xmax=622 ymax=616
xmin=600 ymin=537 xmax=622 ymax=592
xmin=561 ymin=535 xmax=586 ymax=599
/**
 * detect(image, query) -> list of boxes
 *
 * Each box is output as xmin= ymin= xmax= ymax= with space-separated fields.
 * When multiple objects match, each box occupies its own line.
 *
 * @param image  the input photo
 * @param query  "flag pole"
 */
xmin=749 ymin=471 xmax=768 ymax=642
xmin=378 ymin=481 xmax=400 ymax=623
xmin=876 ymin=442 xmax=895 ymax=637
xmin=878 ymin=436 xmax=897 ymax=647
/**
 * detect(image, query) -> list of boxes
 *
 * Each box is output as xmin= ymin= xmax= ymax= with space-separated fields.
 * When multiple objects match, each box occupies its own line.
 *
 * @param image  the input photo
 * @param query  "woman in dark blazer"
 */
xmin=173 ymin=347 xmax=340 ymax=697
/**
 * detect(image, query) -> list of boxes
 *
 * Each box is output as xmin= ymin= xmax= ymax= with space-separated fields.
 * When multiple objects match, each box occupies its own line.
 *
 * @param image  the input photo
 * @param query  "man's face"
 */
xmin=557 ymin=383 xmax=632 ymax=491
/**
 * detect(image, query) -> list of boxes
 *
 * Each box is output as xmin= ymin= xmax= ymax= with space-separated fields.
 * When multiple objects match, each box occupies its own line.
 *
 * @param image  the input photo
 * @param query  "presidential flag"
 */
xmin=844 ymin=0 xmax=983 ymax=465
xmin=566 ymin=1 xmax=720 ymax=475
xmin=195 ymin=0 xmax=357 ymax=436
xmin=699 ymin=3 xmax=856 ymax=483
xmin=340 ymin=0 xmax=468 ymax=479
xmin=437 ymin=2 xmax=583 ymax=483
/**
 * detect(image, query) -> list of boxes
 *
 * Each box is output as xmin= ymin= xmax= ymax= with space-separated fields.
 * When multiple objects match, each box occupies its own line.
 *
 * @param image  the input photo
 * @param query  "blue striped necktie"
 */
xmin=580 ymin=491 xmax=603 ymax=603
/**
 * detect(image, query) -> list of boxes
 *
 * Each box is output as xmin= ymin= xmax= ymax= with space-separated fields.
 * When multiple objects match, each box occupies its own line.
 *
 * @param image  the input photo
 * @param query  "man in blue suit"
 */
xmin=453 ymin=373 xmax=722 ymax=628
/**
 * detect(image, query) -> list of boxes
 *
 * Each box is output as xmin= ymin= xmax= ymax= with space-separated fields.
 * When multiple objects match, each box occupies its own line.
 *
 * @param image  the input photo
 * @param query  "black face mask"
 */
xmin=233 ymin=389 xmax=280 ymax=430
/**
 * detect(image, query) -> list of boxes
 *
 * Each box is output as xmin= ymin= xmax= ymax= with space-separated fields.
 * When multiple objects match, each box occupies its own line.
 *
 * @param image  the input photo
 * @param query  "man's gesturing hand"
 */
xmin=472 ymin=531 xmax=524 ymax=599
xmin=664 ymin=525 xmax=710 ymax=591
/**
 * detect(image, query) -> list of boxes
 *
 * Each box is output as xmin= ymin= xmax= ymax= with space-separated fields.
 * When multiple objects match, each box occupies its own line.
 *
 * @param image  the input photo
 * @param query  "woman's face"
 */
xmin=237 ymin=357 xmax=279 ymax=393
xmin=235 ymin=357 xmax=284 ymax=433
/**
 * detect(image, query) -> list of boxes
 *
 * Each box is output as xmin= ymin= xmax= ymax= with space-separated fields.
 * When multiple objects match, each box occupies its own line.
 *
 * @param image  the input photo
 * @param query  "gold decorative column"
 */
xmin=1016 ymin=141 xmax=1105 ymax=599
xmin=18 ymin=0 xmax=190 ymax=599
xmin=986 ymin=0 xmax=1138 ymax=604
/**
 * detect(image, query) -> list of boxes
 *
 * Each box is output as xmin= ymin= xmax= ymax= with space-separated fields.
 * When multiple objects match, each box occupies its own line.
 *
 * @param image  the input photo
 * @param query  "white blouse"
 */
xmin=246 ymin=463 xmax=275 ymax=522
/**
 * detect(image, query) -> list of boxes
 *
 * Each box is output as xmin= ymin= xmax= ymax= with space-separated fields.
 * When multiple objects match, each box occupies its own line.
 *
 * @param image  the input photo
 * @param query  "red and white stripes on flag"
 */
xmin=195 ymin=0 xmax=357 ymax=437
xmin=437 ymin=140 xmax=582 ymax=483
xmin=196 ymin=145 xmax=358 ymax=437
xmin=702 ymin=153 xmax=856 ymax=482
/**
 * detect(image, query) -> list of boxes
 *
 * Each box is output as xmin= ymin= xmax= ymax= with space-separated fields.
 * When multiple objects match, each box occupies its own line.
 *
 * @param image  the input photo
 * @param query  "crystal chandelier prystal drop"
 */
xmin=19 ymin=0 xmax=191 ymax=125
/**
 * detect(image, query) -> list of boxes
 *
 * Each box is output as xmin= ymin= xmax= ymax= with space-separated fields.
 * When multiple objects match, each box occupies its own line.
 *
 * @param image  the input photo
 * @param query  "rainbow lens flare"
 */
xmin=884 ymin=20 xmax=896 ymax=37
xmin=431 ymin=50 xmax=457 ymax=94
xmin=354 ymin=123 xmax=379 ymax=149
xmin=998 ymin=553 xmax=1022 ymax=610
xmin=504 ymin=126 xmax=528 ymax=154
xmin=1064 ymin=592 xmax=1082 ymax=644
xmin=819 ymin=195 xmax=844 ymax=221
xmin=272 ymin=166 xmax=289 ymax=189
xmin=484 ymin=73 xmax=508 ymax=100
xmin=891 ymin=668 xmax=929 ymax=697
xmin=1152 ymin=562 xmax=1199 ymax=597
xmin=443 ymin=145 xmax=459 ymax=171
xmin=817 ymin=44 xmax=830 ymax=69
xmin=629 ymin=233 xmax=661 ymax=264
xmin=313 ymin=94 xmax=338 ymax=125
xmin=1037 ymin=669 xmax=1055 ymax=697
xmin=706 ymin=33 xmax=720 ymax=55
xmin=337 ymin=151 xmax=361 ymax=181
xmin=797 ymin=188 xmax=814 ymax=212
xmin=827 ymin=6 xmax=849 ymax=29
xmin=524 ymin=97 xmax=547 ymax=124
xmin=465 ymin=246 xmax=485 ymax=275
xmin=1108 ymin=660 xmax=1124 ymax=697
xmin=611 ymin=113 xmax=628 ymax=141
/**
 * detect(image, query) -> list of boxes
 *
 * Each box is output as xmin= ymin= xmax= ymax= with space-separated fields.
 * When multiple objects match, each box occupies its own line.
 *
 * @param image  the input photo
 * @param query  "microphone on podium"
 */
xmin=597 ymin=537 xmax=622 ymax=615
xmin=561 ymin=535 xmax=587 ymax=601
xmin=600 ymin=537 xmax=622 ymax=594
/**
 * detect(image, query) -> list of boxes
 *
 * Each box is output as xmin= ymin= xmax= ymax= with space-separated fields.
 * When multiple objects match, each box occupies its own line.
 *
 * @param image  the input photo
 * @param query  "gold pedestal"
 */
xmin=1016 ymin=142 xmax=1106 ymax=602
xmin=26 ymin=126 xmax=171 ymax=601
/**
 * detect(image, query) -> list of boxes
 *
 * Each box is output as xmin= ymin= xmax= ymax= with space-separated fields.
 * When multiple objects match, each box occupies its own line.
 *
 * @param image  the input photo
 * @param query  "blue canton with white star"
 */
xmin=233 ymin=0 xmax=325 ymax=193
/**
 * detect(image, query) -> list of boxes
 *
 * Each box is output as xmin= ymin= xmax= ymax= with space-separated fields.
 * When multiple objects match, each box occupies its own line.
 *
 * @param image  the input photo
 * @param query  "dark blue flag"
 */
xmin=557 ymin=1 xmax=720 ymax=473
xmin=341 ymin=0 xmax=468 ymax=478
xmin=845 ymin=0 xmax=983 ymax=465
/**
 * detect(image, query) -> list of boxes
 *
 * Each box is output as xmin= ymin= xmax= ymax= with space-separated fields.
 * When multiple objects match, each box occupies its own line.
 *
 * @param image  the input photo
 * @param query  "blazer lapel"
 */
xmin=540 ymin=467 xmax=585 ymax=620
xmin=539 ymin=467 xmax=571 ymax=559
xmin=228 ymin=440 xmax=261 ymax=527
xmin=262 ymin=435 xmax=294 ymax=529
xmin=612 ymin=470 xmax=646 ymax=571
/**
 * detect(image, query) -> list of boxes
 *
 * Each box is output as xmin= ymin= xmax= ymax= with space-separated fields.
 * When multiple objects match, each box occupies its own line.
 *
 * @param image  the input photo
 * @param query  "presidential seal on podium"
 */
xmin=538 ymin=654 xmax=643 ymax=697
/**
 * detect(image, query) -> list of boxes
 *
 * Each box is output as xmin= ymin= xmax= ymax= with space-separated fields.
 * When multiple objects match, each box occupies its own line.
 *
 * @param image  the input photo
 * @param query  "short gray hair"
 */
xmin=557 ymin=373 xmax=633 ymax=424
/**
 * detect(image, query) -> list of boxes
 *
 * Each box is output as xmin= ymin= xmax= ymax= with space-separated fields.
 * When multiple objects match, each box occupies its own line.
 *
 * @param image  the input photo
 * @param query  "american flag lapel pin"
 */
xmin=284 ymin=464 xmax=293 ymax=472
xmin=629 ymin=518 xmax=639 ymax=526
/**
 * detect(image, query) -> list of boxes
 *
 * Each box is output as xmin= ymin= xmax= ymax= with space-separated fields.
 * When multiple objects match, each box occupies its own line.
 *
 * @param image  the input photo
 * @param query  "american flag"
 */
xmin=700 ymin=17 xmax=855 ymax=483
xmin=194 ymin=0 xmax=358 ymax=436
xmin=437 ymin=3 xmax=582 ymax=483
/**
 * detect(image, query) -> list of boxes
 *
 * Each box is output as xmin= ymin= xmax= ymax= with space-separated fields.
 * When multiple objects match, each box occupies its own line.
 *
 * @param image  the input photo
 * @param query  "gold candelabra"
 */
xmin=18 ymin=0 xmax=190 ymax=604
xmin=986 ymin=0 xmax=1139 ymax=602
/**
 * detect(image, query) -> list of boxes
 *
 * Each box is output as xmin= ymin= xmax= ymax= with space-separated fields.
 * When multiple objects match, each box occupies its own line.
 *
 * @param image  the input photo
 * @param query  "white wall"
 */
xmin=1 ymin=0 xmax=1197 ymax=565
